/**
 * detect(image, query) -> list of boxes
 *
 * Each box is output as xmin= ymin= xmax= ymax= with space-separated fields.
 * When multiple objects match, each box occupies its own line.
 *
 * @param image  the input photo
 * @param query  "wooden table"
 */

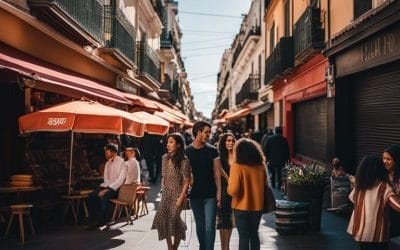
xmin=0 ymin=186 xmax=42 ymax=203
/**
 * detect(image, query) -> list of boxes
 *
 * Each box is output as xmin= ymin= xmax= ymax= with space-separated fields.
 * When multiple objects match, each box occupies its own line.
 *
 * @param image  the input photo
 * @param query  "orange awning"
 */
xmin=0 ymin=43 xmax=130 ymax=104
xmin=154 ymin=111 xmax=184 ymax=125
xmin=124 ymin=93 xmax=160 ymax=111
xmin=225 ymin=107 xmax=251 ymax=120
xmin=131 ymin=111 xmax=169 ymax=135
xmin=19 ymin=99 xmax=145 ymax=137
xmin=155 ymin=102 xmax=188 ymax=121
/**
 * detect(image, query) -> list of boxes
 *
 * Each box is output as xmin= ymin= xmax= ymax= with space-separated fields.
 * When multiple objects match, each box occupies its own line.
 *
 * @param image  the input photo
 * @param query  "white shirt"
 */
xmin=100 ymin=155 xmax=126 ymax=191
xmin=125 ymin=157 xmax=140 ymax=184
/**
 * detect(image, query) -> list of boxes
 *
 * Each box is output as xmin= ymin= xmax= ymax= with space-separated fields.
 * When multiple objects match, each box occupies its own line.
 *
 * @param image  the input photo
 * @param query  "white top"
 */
xmin=125 ymin=157 xmax=141 ymax=184
xmin=100 ymin=155 xmax=126 ymax=191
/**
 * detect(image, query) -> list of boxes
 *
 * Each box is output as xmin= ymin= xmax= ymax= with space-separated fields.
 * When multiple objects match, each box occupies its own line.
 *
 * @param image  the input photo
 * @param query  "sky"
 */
xmin=178 ymin=0 xmax=252 ymax=118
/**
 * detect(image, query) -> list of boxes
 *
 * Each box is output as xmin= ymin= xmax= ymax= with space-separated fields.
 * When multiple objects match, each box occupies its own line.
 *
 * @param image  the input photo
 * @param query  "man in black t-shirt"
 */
xmin=186 ymin=121 xmax=222 ymax=250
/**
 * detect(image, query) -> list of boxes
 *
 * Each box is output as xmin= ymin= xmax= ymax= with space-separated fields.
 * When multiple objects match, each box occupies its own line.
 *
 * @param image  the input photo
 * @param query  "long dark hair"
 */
xmin=234 ymin=138 xmax=265 ymax=166
xmin=384 ymin=145 xmax=400 ymax=183
xmin=167 ymin=133 xmax=186 ymax=170
xmin=218 ymin=133 xmax=235 ymax=172
xmin=355 ymin=155 xmax=387 ymax=192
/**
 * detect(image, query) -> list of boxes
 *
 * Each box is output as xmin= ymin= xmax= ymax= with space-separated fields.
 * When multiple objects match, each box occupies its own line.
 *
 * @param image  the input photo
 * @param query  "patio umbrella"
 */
xmin=18 ymin=99 xmax=146 ymax=194
xmin=130 ymin=111 xmax=170 ymax=135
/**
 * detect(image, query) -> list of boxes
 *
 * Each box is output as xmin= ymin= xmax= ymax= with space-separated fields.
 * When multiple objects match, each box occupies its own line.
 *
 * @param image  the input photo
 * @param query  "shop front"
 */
xmin=325 ymin=1 xmax=400 ymax=171
xmin=273 ymin=53 xmax=330 ymax=164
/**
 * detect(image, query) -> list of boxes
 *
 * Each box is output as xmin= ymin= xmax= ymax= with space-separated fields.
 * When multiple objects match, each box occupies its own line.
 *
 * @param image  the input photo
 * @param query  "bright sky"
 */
xmin=179 ymin=0 xmax=252 ymax=118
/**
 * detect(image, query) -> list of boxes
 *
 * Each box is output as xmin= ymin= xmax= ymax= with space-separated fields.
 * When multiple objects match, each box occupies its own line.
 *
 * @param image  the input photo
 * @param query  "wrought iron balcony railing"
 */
xmin=236 ymin=75 xmax=260 ymax=106
xmin=220 ymin=97 xmax=229 ymax=111
xmin=104 ymin=7 xmax=136 ymax=64
xmin=137 ymin=41 xmax=161 ymax=84
xmin=265 ymin=36 xmax=294 ymax=84
xmin=231 ymin=26 xmax=261 ymax=67
xmin=293 ymin=6 xmax=324 ymax=63
xmin=28 ymin=0 xmax=105 ymax=45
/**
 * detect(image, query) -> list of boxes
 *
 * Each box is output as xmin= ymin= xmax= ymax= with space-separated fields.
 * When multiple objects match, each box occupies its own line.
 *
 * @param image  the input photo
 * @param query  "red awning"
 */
xmin=155 ymin=102 xmax=189 ymax=121
xmin=123 ymin=93 xmax=160 ymax=110
xmin=0 ymin=43 xmax=130 ymax=104
xmin=225 ymin=107 xmax=251 ymax=120
xmin=154 ymin=111 xmax=184 ymax=125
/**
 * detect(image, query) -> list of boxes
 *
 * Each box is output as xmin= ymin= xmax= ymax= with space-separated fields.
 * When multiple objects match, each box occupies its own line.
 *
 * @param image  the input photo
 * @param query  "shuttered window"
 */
xmin=294 ymin=96 xmax=328 ymax=163
xmin=353 ymin=64 xmax=400 ymax=165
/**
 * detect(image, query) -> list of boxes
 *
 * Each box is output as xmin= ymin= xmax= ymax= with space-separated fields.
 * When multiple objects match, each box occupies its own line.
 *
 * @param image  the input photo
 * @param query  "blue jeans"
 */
xmin=233 ymin=209 xmax=262 ymax=250
xmin=190 ymin=198 xmax=217 ymax=250
xmin=88 ymin=187 xmax=117 ymax=224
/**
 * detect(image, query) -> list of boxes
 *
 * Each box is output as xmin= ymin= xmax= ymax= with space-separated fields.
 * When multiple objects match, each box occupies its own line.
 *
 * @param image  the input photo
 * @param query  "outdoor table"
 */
xmin=0 ymin=186 xmax=42 ymax=204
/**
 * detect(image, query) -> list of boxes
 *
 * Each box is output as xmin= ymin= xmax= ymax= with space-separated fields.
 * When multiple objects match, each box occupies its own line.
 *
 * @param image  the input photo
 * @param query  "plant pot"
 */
xmin=286 ymin=182 xmax=324 ymax=231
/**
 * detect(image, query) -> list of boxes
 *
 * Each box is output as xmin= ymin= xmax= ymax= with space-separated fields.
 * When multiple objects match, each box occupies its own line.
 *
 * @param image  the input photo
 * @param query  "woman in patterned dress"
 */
xmin=151 ymin=133 xmax=192 ymax=250
xmin=217 ymin=133 xmax=236 ymax=250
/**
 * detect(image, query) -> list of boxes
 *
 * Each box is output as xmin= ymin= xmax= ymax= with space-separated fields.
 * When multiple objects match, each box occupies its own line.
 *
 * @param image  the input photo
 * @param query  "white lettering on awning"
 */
xmin=47 ymin=118 xmax=67 ymax=126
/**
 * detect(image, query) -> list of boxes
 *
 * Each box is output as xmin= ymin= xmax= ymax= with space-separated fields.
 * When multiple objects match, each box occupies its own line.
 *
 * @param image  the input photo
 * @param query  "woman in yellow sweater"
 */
xmin=227 ymin=138 xmax=267 ymax=250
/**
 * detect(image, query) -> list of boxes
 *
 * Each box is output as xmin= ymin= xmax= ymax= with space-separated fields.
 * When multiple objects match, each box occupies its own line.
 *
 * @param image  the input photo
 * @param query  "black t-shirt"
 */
xmin=185 ymin=143 xmax=219 ymax=199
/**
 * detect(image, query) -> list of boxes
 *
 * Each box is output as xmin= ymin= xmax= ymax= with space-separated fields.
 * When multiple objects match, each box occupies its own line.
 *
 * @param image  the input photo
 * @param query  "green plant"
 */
xmin=287 ymin=163 xmax=329 ymax=186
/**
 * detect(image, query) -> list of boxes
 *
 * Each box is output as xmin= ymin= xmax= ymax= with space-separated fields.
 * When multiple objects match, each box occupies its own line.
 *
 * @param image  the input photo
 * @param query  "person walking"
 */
xmin=186 ymin=121 xmax=222 ymax=250
xmin=348 ymin=155 xmax=400 ymax=250
xmin=383 ymin=145 xmax=400 ymax=238
xmin=152 ymin=133 xmax=192 ymax=250
xmin=228 ymin=138 xmax=267 ymax=250
xmin=263 ymin=126 xmax=289 ymax=190
xmin=217 ymin=133 xmax=236 ymax=250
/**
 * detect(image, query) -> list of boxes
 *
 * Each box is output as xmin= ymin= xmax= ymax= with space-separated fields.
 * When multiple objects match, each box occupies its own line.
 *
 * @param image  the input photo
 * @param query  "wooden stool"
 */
xmin=62 ymin=194 xmax=89 ymax=226
xmin=135 ymin=186 xmax=150 ymax=217
xmin=4 ymin=204 xmax=35 ymax=244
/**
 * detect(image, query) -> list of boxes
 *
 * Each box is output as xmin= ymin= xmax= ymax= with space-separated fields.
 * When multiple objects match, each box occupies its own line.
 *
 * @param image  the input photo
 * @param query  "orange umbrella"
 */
xmin=18 ymin=99 xmax=146 ymax=194
xmin=130 ymin=111 xmax=169 ymax=135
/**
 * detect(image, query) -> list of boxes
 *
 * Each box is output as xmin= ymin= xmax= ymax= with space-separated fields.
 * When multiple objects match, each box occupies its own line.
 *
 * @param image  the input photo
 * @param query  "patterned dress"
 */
xmin=217 ymin=157 xmax=233 ymax=229
xmin=151 ymin=154 xmax=191 ymax=240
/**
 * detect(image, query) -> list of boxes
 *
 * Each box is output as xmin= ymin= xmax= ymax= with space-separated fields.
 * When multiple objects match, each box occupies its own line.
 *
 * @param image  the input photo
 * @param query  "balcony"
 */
xmin=159 ymin=74 xmax=178 ymax=102
xmin=28 ymin=0 xmax=105 ymax=46
xmin=103 ymin=8 xmax=136 ymax=66
xmin=293 ymin=7 xmax=324 ymax=65
xmin=137 ymin=41 xmax=161 ymax=88
xmin=231 ymin=26 xmax=261 ymax=67
xmin=265 ymin=37 xmax=294 ymax=84
xmin=236 ymin=75 xmax=260 ymax=106
xmin=220 ymin=97 xmax=229 ymax=111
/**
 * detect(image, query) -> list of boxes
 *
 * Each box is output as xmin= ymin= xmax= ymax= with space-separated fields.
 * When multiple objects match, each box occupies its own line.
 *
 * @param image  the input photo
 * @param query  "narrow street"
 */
xmin=1 ymin=183 xmax=357 ymax=250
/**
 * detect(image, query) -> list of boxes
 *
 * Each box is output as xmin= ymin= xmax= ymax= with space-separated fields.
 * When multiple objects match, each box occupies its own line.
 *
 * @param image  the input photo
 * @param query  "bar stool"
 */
xmin=62 ymin=194 xmax=89 ymax=226
xmin=135 ymin=186 xmax=150 ymax=217
xmin=4 ymin=204 xmax=35 ymax=244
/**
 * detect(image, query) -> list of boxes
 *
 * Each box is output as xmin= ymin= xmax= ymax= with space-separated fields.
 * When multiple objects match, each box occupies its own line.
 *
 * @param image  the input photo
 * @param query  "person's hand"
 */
xmin=98 ymin=189 xmax=107 ymax=197
xmin=216 ymin=196 xmax=221 ymax=208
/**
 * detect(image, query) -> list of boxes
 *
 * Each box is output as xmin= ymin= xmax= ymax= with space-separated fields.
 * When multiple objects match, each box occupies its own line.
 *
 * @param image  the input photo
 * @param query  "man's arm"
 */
xmin=108 ymin=161 xmax=127 ymax=191
xmin=213 ymin=157 xmax=222 ymax=207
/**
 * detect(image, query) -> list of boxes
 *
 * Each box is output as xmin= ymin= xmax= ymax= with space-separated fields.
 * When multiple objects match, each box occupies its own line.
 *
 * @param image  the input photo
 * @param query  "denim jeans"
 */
xmin=190 ymin=198 xmax=217 ymax=250
xmin=233 ymin=209 xmax=262 ymax=250
xmin=88 ymin=187 xmax=117 ymax=224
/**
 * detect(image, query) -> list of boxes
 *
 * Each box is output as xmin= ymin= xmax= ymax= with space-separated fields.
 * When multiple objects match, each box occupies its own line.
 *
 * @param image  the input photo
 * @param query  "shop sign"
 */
xmin=336 ymin=25 xmax=400 ymax=77
xmin=47 ymin=118 xmax=67 ymax=126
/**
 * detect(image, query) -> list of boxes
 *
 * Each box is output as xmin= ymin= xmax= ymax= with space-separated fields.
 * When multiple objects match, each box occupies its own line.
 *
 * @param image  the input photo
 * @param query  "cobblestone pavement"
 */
xmin=0 ymin=183 xmax=357 ymax=250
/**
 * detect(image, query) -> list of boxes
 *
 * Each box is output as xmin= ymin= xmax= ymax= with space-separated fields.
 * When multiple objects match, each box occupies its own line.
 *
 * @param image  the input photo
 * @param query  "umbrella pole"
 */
xmin=68 ymin=132 xmax=74 ymax=196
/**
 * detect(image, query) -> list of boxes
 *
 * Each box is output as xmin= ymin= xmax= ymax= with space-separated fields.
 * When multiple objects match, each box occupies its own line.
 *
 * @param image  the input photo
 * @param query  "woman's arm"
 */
xmin=176 ymin=176 xmax=191 ymax=208
xmin=227 ymin=164 xmax=241 ymax=197
xmin=389 ymin=195 xmax=400 ymax=212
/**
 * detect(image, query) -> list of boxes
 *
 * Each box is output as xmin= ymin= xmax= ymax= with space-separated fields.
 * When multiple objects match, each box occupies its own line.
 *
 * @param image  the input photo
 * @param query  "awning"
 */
xmin=249 ymin=101 xmax=272 ymax=115
xmin=225 ymin=107 xmax=251 ymax=120
xmin=123 ymin=93 xmax=160 ymax=111
xmin=154 ymin=111 xmax=184 ymax=125
xmin=0 ymin=43 xmax=130 ymax=104
xmin=155 ymin=102 xmax=189 ymax=121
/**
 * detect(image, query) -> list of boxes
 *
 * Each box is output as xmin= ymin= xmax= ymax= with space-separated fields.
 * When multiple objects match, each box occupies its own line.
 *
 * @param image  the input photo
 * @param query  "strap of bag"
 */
xmin=220 ymin=166 xmax=229 ymax=181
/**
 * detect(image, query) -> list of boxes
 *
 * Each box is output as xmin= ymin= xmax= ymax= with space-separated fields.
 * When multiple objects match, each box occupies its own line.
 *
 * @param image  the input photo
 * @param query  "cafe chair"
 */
xmin=135 ymin=186 xmax=151 ymax=217
xmin=62 ymin=194 xmax=89 ymax=226
xmin=4 ymin=204 xmax=35 ymax=244
xmin=110 ymin=184 xmax=138 ymax=224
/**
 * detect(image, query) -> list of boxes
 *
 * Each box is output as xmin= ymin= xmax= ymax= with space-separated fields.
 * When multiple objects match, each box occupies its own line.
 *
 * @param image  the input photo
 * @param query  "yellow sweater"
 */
xmin=227 ymin=162 xmax=267 ymax=211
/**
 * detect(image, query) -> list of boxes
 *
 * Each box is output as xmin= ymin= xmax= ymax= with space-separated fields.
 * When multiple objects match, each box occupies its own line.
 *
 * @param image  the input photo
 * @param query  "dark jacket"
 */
xmin=264 ymin=134 xmax=290 ymax=166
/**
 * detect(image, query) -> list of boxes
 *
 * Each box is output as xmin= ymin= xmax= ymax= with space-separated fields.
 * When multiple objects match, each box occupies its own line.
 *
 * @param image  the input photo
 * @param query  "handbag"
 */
xmin=263 ymin=185 xmax=276 ymax=214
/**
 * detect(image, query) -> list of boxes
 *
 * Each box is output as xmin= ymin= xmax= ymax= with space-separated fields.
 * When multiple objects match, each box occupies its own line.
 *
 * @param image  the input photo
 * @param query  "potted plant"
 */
xmin=286 ymin=163 xmax=329 ymax=231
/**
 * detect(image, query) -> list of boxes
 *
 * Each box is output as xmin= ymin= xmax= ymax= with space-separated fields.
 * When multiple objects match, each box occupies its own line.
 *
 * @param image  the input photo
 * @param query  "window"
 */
xmin=354 ymin=0 xmax=372 ymax=19
xmin=284 ymin=0 xmax=290 ymax=36
xmin=269 ymin=22 xmax=275 ymax=55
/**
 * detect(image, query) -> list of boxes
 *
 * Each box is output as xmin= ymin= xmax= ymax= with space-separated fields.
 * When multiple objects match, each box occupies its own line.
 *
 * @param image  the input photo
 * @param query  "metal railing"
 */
xmin=293 ymin=7 xmax=324 ymax=60
xmin=137 ymin=41 xmax=161 ymax=83
xmin=236 ymin=75 xmax=259 ymax=105
xmin=265 ymin=36 xmax=294 ymax=84
xmin=49 ymin=0 xmax=105 ymax=42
